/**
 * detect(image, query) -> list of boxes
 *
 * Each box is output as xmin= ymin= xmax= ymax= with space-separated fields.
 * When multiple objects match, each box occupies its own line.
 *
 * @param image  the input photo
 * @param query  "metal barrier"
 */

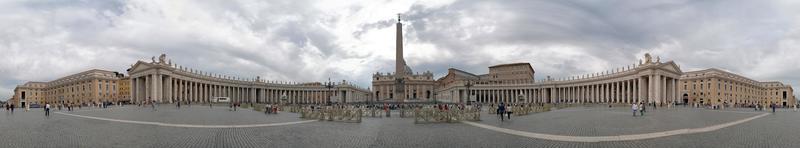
xmin=512 ymin=105 xmax=550 ymax=116
xmin=360 ymin=108 xmax=384 ymax=118
xmin=414 ymin=108 xmax=480 ymax=124
xmin=486 ymin=104 xmax=552 ymax=116
xmin=399 ymin=109 xmax=415 ymax=118
xmin=300 ymin=108 xmax=362 ymax=123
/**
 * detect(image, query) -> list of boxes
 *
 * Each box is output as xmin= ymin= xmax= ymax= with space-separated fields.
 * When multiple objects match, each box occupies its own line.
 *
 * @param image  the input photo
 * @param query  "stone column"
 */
xmin=132 ymin=77 xmax=138 ymax=104
xmin=158 ymin=74 xmax=163 ymax=102
xmin=591 ymin=85 xmax=595 ymax=103
xmin=674 ymin=78 xmax=678 ymax=104
xmin=646 ymin=75 xmax=652 ymax=103
xmin=175 ymin=79 xmax=180 ymax=102
xmin=571 ymin=87 xmax=575 ymax=103
xmin=601 ymin=83 xmax=605 ymax=103
xmin=185 ymin=81 xmax=189 ymax=102
xmin=167 ymin=77 xmax=173 ymax=103
xmin=144 ymin=75 xmax=150 ymax=102
xmin=624 ymin=81 xmax=628 ymax=103
xmin=187 ymin=81 xmax=191 ymax=102
xmin=637 ymin=77 xmax=643 ymax=103
xmin=635 ymin=79 xmax=639 ymax=103
xmin=619 ymin=81 xmax=624 ymax=103
xmin=619 ymin=81 xmax=623 ymax=103
xmin=600 ymin=83 xmax=608 ymax=103
xmin=663 ymin=76 xmax=668 ymax=104
xmin=656 ymin=74 xmax=662 ymax=104
xmin=184 ymin=81 xmax=189 ymax=102
xmin=561 ymin=88 xmax=565 ymax=103
xmin=182 ymin=80 xmax=186 ymax=102
xmin=193 ymin=81 xmax=198 ymax=102
xmin=595 ymin=84 xmax=598 ymax=103
xmin=572 ymin=87 xmax=576 ymax=103
xmin=203 ymin=83 xmax=207 ymax=103
xmin=198 ymin=83 xmax=203 ymax=103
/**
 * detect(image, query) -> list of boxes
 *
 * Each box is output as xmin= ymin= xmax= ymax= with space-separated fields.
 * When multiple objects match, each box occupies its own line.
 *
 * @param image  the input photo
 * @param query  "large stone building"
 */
xmin=128 ymin=54 xmax=371 ymax=104
xmin=434 ymin=54 xmax=683 ymax=105
xmin=372 ymin=16 xmax=436 ymax=102
xmin=680 ymin=68 xmax=796 ymax=107
xmin=118 ymin=76 xmax=132 ymax=103
xmin=482 ymin=63 xmax=536 ymax=84
xmin=9 ymin=69 xmax=128 ymax=109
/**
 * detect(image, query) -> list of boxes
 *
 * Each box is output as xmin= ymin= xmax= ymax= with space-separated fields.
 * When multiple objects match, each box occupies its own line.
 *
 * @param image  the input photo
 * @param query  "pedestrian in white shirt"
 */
xmin=45 ymin=103 xmax=51 ymax=117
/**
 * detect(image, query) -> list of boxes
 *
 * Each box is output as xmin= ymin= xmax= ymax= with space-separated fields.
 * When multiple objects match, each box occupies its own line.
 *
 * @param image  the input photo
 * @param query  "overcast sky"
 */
xmin=2 ymin=0 xmax=800 ymax=101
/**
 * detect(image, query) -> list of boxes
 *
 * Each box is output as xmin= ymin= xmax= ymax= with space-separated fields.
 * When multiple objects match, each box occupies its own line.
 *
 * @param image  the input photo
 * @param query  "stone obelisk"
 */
xmin=394 ymin=14 xmax=406 ymax=102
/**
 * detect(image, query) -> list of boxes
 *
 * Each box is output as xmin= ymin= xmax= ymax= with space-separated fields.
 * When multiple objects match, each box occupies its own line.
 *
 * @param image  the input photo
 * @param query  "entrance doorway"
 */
xmin=683 ymin=94 xmax=689 ymax=105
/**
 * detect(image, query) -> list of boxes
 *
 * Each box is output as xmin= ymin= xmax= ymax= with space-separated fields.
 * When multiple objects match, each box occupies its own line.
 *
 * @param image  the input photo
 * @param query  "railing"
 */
xmin=488 ymin=104 xmax=552 ymax=116
xmin=399 ymin=109 xmax=415 ymax=118
xmin=360 ymin=108 xmax=387 ymax=118
xmin=299 ymin=108 xmax=362 ymax=123
xmin=414 ymin=108 xmax=480 ymax=124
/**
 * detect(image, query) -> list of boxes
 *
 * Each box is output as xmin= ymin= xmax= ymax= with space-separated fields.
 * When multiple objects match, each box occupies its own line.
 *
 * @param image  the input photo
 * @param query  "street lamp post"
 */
xmin=324 ymin=78 xmax=334 ymax=105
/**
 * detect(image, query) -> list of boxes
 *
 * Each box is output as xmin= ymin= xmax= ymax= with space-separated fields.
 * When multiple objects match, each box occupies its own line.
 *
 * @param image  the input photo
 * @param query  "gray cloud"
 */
xmin=2 ymin=0 xmax=800 ymax=100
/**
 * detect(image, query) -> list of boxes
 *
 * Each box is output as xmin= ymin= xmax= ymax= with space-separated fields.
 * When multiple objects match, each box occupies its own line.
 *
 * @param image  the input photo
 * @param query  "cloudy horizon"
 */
xmin=2 ymin=0 xmax=800 ymax=101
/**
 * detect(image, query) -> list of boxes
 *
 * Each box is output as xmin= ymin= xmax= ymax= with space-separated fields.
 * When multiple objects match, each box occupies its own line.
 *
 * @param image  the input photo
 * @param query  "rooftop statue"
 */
xmin=159 ymin=54 xmax=167 ymax=64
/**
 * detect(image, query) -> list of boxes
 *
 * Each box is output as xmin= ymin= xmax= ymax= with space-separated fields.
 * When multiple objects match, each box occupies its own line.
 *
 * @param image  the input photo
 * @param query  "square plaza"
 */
xmin=2 ymin=105 xmax=800 ymax=148
xmin=2 ymin=1 xmax=800 ymax=148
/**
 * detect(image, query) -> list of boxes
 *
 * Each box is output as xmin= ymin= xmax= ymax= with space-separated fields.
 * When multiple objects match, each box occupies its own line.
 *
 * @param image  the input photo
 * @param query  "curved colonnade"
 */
xmin=129 ymin=60 xmax=371 ymax=104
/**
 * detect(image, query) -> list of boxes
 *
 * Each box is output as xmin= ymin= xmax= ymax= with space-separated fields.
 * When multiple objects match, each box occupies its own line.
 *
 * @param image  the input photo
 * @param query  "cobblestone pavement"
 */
xmin=65 ymin=105 xmax=304 ymax=125
xmin=1 ymin=106 xmax=799 ymax=148
xmin=476 ymin=106 xmax=763 ymax=136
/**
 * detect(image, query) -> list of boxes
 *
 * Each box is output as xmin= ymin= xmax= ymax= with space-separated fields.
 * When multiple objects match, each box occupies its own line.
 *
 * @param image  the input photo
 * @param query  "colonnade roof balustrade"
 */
xmin=468 ymin=60 xmax=682 ymax=89
xmin=130 ymin=58 xmax=370 ymax=92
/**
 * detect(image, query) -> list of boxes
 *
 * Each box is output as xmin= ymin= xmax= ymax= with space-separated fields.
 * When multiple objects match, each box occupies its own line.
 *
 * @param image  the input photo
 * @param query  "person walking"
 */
xmin=653 ymin=102 xmax=657 ymax=110
xmin=265 ymin=104 xmax=272 ymax=114
xmin=632 ymin=103 xmax=638 ymax=117
xmin=45 ymin=103 xmax=51 ymax=117
xmin=506 ymin=104 xmax=513 ymax=120
xmin=771 ymin=103 xmax=776 ymax=113
xmin=498 ymin=102 xmax=506 ymax=121
xmin=639 ymin=103 xmax=645 ymax=116
xmin=150 ymin=98 xmax=156 ymax=111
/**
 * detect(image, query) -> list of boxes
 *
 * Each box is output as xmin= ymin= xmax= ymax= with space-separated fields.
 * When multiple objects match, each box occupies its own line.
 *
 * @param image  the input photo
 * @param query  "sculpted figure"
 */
xmin=644 ymin=53 xmax=652 ymax=64
xmin=158 ymin=54 xmax=167 ymax=64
